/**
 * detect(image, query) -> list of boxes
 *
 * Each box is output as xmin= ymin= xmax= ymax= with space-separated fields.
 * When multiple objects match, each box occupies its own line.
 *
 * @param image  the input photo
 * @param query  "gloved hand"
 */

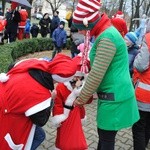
xmin=63 ymin=43 xmax=66 ymax=49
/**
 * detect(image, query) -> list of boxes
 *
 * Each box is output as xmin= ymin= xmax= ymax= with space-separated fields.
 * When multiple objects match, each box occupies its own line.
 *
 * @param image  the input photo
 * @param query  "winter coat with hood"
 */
xmin=133 ymin=19 xmax=150 ymax=111
xmin=52 ymin=24 xmax=67 ymax=48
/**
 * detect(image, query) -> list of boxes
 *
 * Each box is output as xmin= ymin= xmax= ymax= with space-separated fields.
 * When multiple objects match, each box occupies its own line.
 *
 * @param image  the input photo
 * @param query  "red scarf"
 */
xmin=90 ymin=13 xmax=112 ymax=38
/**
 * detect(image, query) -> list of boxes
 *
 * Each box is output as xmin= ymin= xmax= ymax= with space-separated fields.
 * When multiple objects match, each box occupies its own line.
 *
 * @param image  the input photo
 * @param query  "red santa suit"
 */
xmin=18 ymin=8 xmax=28 ymax=40
xmin=0 ymin=54 xmax=77 ymax=150
xmin=0 ymin=16 xmax=7 ymax=43
xmin=51 ymin=55 xmax=92 ymax=150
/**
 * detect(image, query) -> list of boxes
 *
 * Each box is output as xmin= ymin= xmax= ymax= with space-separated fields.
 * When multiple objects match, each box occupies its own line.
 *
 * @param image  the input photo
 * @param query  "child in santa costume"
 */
xmin=0 ymin=54 xmax=77 ymax=150
xmin=51 ymin=54 xmax=93 ymax=150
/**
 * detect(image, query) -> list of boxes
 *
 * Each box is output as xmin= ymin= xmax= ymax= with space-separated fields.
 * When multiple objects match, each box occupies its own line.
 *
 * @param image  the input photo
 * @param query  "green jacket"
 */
xmin=90 ymin=26 xmax=139 ymax=130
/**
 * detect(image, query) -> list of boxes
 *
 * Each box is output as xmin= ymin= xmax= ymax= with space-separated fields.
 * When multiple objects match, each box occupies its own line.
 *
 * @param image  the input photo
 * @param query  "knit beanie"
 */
xmin=72 ymin=0 xmax=102 ymax=30
xmin=60 ymin=21 xmax=65 ymax=26
xmin=125 ymin=32 xmax=138 ymax=44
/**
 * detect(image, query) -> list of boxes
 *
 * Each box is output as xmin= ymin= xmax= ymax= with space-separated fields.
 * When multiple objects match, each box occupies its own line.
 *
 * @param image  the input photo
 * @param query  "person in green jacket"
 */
xmin=72 ymin=0 xmax=140 ymax=150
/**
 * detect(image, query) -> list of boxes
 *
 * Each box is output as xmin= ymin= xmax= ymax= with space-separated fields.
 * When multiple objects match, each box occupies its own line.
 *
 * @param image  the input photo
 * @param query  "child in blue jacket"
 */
xmin=24 ymin=18 xmax=31 ymax=39
xmin=124 ymin=31 xmax=140 ymax=77
xmin=51 ymin=21 xmax=67 ymax=59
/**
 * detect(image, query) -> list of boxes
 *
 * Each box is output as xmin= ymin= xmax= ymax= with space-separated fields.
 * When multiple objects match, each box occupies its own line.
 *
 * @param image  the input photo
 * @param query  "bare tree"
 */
xmin=28 ymin=0 xmax=34 ymax=18
xmin=142 ymin=0 xmax=150 ymax=16
xmin=118 ymin=0 xmax=124 ymax=11
xmin=45 ymin=0 xmax=66 ymax=14
xmin=1 ymin=0 xmax=6 ymax=14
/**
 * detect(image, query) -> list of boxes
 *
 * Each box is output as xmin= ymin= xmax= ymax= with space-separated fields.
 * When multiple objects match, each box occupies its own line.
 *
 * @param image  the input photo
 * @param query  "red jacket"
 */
xmin=0 ymin=19 xmax=7 ymax=32
xmin=0 ymin=72 xmax=52 ymax=150
xmin=133 ymin=33 xmax=150 ymax=103
xmin=19 ymin=9 xmax=28 ymax=28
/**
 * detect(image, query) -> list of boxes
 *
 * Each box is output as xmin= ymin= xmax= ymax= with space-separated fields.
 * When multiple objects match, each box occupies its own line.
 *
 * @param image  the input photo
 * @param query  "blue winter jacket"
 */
xmin=52 ymin=27 xmax=67 ymax=47
xmin=128 ymin=44 xmax=139 ymax=75
xmin=25 ymin=19 xmax=31 ymax=34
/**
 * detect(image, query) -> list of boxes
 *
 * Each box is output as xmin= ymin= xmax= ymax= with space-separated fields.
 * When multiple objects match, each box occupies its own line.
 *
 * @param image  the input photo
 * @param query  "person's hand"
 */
xmin=73 ymin=97 xmax=86 ymax=107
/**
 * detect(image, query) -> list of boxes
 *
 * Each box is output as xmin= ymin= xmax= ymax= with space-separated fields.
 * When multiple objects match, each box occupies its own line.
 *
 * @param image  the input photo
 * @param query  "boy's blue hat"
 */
xmin=125 ymin=32 xmax=138 ymax=44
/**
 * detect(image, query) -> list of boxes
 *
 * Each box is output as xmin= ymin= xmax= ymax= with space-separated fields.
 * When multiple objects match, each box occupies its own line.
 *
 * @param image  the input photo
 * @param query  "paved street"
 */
xmin=37 ymin=99 xmax=150 ymax=150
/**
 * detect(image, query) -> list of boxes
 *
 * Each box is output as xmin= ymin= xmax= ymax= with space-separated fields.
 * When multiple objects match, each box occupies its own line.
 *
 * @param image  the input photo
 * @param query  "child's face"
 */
xmin=59 ymin=24 xmax=64 ymax=28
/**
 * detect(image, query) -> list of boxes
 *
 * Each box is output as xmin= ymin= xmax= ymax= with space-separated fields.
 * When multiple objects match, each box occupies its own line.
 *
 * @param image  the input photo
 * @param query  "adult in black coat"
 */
xmin=39 ymin=13 xmax=51 ymax=37
xmin=5 ymin=2 xmax=21 ymax=43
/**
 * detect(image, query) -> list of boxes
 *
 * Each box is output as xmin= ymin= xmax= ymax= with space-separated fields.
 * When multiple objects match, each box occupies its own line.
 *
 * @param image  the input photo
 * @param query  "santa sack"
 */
xmin=55 ymin=107 xmax=88 ymax=150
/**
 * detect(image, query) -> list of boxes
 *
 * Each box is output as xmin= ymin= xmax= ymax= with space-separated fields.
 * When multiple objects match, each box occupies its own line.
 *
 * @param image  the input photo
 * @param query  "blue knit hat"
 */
xmin=125 ymin=32 xmax=138 ymax=44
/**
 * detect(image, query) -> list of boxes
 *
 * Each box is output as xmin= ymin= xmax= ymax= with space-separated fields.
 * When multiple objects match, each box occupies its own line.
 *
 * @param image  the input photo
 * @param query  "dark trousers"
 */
xmin=51 ymin=46 xmax=62 ymax=59
xmin=8 ymin=32 xmax=17 ymax=43
xmin=97 ymin=128 xmax=117 ymax=150
xmin=132 ymin=110 xmax=150 ymax=150
xmin=31 ymin=126 xmax=46 ymax=150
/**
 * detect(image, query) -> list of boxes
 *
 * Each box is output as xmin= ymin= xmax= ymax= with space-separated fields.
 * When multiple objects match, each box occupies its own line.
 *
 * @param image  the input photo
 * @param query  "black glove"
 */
xmin=63 ymin=43 xmax=66 ymax=49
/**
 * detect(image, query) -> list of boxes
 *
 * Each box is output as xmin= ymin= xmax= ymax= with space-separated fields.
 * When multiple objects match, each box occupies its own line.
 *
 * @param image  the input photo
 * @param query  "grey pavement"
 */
xmin=37 ymin=99 xmax=150 ymax=150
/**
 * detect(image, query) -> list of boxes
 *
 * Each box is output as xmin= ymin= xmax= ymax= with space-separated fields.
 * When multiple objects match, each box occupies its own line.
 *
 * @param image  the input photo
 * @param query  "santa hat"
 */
xmin=11 ymin=2 xmax=19 ymax=10
xmin=125 ymin=32 xmax=138 ymax=44
xmin=72 ymin=0 xmax=102 ymax=30
xmin=116 ymin=10 xmax=124 ymax=18
xmin=0 ymin=54 xmax=77 ymax=83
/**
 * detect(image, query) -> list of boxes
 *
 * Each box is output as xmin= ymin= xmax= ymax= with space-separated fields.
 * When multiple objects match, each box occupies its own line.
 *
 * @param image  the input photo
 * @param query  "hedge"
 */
xmin=0 ymin=37 xmax=71 ymax=73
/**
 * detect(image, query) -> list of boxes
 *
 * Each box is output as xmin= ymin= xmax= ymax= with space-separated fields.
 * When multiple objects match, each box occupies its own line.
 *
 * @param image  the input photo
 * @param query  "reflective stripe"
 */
xmin=138 ymin=81 xmax=150 ymax=91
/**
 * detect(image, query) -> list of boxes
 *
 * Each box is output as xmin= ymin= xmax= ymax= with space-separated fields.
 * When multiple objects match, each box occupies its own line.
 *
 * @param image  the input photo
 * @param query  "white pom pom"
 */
xmin=0 ymin=73 xmax=9 ymax=82
xmin=83 ymin=17 xmax=88 ymax=27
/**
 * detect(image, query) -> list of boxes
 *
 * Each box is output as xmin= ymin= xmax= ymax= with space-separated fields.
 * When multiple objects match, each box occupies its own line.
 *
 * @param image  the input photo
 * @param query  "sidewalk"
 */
xmin=36 ymin=98 xmax=140 ymax=150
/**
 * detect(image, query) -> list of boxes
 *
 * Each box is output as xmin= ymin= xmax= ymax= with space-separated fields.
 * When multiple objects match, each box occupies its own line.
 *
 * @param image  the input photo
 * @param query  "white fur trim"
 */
xmin=0 ymin=73 xmax=9 ymax=82
xmin=25 ymin=97 xmax=52 ymax=116
xmin=51 ymin=108 xmax=70 ymax=126
xmin=64 ymin=82 xmax=73 ymax=91
xmin=65 ymin=88 xmax=81 ymax=106
xmin=24 ymin=124 xmax=36 ymax=150
xmin=116 ymin=14 xmax=124 ymax=18
xmin=4 ymin=133 xmax=24 ymax=150
xmin=52 ymin=74 xmax=74 ymax=82
xmin=75 ymin=71 xmax=85 ymax=76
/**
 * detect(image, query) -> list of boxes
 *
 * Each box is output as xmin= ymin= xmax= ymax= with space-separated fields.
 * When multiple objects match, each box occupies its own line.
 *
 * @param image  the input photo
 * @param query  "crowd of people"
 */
xmin=0 ymin=0 xmax=150 ymax=150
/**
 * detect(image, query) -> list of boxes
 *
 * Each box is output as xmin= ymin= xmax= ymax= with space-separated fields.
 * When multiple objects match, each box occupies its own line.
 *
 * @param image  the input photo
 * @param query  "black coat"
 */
xmin=30 ymin=25 xmax=39 ymax=37
xmin=39 ymin=17 xmax=51 ymax=36
xmin=6 ymin=10 xmax=21 ymax=33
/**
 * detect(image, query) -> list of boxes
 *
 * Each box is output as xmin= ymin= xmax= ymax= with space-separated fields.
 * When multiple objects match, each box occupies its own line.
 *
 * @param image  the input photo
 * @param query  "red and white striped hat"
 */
xmin=72 ymin=0 xmax=102 ymax=30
